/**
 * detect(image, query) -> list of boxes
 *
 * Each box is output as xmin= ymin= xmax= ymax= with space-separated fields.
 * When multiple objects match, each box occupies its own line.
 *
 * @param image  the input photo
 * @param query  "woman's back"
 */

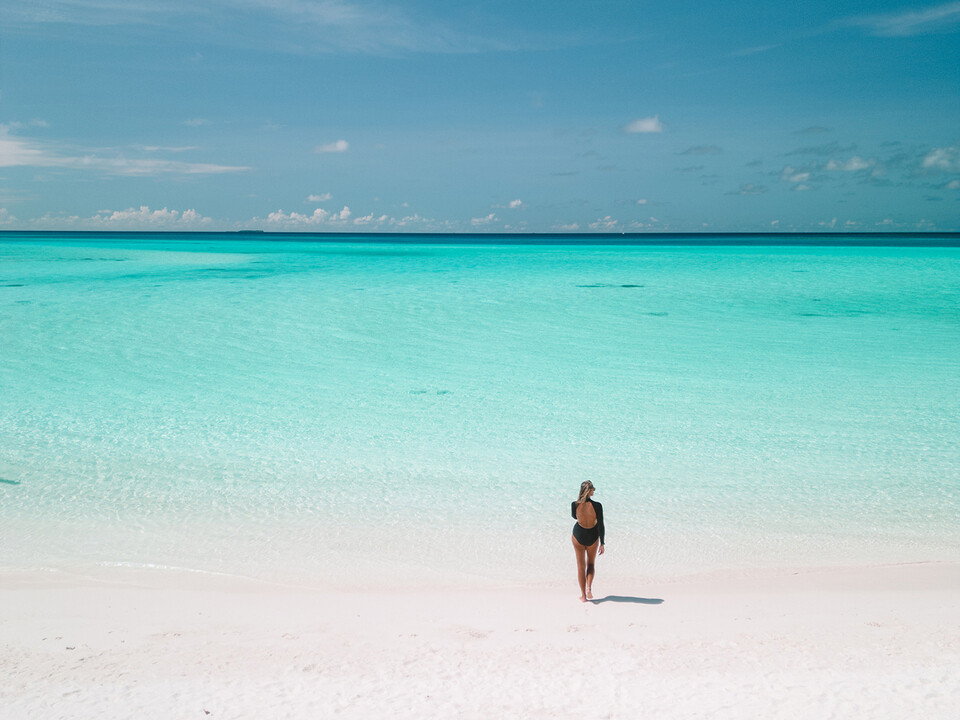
xmin=573 ymin=499 xmax=597 ymax=529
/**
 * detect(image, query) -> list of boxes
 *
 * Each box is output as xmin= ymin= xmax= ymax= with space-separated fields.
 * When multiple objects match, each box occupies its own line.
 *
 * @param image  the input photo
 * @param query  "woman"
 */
xmin=571 ymin=480 xmax=605 ymax=602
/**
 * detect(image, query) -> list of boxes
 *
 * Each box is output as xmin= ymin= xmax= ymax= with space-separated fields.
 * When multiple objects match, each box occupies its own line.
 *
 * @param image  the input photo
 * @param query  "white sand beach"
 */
xmin=2 ymin=562 xmax=958 ymax=719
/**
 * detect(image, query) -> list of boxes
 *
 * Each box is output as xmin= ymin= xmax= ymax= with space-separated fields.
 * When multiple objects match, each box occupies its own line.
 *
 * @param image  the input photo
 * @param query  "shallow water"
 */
xmin=1 ymin=235 xmax=958 ymax=585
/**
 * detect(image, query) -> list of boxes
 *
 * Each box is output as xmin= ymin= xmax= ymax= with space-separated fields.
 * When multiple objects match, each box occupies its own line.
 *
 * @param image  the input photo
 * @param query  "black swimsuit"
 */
xmin=571 ymin=499 xmax=605 ymax=547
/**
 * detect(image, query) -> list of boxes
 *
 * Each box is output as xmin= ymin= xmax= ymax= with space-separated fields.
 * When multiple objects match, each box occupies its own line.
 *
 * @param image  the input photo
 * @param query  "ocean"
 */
xmin=2 ymin=234 xmax=958 ymax=587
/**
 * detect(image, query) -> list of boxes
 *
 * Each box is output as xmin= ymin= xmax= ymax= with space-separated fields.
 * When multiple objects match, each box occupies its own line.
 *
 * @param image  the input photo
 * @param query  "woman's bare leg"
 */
xmin=572 ymin=535 xmax=587 ymax=602
xmin=584 ymin=541 xmax=599 ymax=599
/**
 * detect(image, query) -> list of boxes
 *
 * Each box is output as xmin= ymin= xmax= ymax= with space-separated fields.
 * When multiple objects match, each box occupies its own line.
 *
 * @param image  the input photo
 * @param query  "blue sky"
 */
xmin=1 ymin=1 xmax=958 ymax=232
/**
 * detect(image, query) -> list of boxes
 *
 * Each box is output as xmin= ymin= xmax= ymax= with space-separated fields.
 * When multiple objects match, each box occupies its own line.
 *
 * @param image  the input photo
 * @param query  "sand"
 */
xmin=2 ymin=562 xmax=958 ymax=719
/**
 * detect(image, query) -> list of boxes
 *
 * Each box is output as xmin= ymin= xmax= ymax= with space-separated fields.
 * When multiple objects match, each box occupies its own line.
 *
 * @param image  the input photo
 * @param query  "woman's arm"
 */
xmin=594 ymin=501 xmax=605 ymax=546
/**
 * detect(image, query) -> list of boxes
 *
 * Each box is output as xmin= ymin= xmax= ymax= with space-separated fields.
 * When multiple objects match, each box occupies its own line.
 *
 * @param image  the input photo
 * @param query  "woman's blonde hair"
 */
xmin=576 ymin=481 xmax=595 ymax=505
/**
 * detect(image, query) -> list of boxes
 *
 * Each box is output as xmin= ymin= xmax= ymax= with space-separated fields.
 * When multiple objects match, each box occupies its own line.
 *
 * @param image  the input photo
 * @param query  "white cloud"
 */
xmin=0 ymin=125 xmax=249 ymax=175
xmin=255 ymin=205 xmax=355 ymax=228
xmin=493 ymin=198 xmax=528 ymax=209
xmin=0 ymin=125 xmax=48 ymax=166
xmin=390 ymin=213 xmax=428 ymax=227
xmin=12 ymin=205 xmax=449 ymax=232
xmin=184 ymin=118 xmax=212 ymax=126
xmin=471 ymin=213 xmax=497 ymax=226
xmin=825 ymin=156 xmax=875 ymax=172
xmin=793 ymin=184 xmax=812 ymax=191
xmin=945 ymin=179 xmax=960 ymax=190
xmin=265 ymin=208 xmax=330 ymax=226
xmin=95 ymin=206 xmax=212 ymax=227
xmin=588 ymin=216 xmax=618 ymax=230
xmin=307 ymin=192 xmax=333 ymax=202
xmin=556 ymin=223 xmax=580 ymax=231
xmin=28 ymin=205 xmax=215 ymax=229
xmin=314 ymin=139 xmax=349 ymax=153
xmin=636 ymin=198 xmax=648 ymax=205
xmin=624 ymin=116 xmax=663 ymax=134
xmin=95 ymin=158 xmax=247 ymax=175
xmin=922 ymin=146 xmax=959 ymax=172
xmin=353 ymin=213 xmax=388 ymax=225
xmin=780 ymin=166 xmax=811 ymax=182
xmin=841 ymin=2 xmax=960 ymax=37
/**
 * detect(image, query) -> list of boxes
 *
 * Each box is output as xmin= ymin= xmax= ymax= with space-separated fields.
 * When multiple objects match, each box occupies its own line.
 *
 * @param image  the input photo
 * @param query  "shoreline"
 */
xmin=2 ymin=556 xmax=958 ymax=591
xmin=3 ymin=562 xmax=958 ymax=718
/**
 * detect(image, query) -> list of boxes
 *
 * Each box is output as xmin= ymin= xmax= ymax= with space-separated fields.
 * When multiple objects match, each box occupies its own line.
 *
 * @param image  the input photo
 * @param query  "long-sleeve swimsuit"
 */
xmin=571 ymin=499 xmax=605 ymax=547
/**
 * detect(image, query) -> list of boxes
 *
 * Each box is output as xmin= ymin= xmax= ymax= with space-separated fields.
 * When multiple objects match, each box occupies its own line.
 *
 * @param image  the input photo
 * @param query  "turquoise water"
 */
xmin=1 ymin=235 xmax=959 ymax=586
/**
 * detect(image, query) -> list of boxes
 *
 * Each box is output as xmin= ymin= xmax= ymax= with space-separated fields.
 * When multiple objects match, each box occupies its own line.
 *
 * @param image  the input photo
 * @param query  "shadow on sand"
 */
xmin=591 ymin=595 xmax=663 ymax=605
xmin=0 ymin=477 xmax=21 ymax=485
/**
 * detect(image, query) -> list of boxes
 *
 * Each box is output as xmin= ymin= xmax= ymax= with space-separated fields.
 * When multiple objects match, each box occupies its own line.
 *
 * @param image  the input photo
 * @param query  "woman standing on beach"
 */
xmin=571 ymin=481 xmax=605 ymax=602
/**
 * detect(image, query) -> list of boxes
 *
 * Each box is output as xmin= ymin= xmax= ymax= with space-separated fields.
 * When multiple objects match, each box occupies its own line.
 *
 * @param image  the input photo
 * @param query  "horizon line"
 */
xmin=2 ymin=229 xmax=959 ymax=247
